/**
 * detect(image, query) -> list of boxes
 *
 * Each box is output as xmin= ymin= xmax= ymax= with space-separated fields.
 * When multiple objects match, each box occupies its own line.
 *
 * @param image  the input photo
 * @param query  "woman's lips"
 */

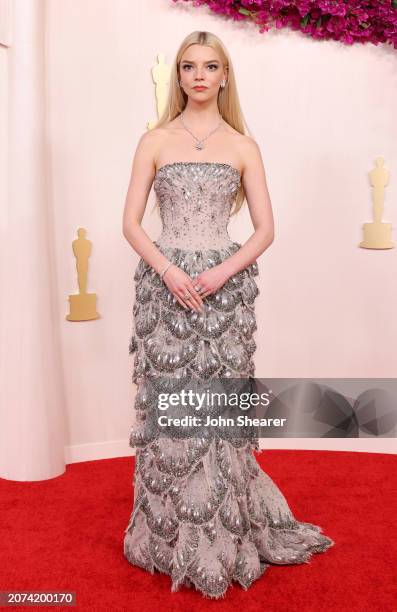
xmin=193 ymin=86 xmax=207 ymax=90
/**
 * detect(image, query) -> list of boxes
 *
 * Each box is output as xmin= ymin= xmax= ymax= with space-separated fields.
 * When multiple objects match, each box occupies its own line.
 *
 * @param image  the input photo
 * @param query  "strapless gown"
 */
xmin=123 ymin=162 xmax=334 ymax=599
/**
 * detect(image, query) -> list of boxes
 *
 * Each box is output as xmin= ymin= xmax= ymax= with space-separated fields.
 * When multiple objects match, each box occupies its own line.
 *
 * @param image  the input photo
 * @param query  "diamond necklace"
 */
xmin=179 ymin=111 xmax=222 ymax=150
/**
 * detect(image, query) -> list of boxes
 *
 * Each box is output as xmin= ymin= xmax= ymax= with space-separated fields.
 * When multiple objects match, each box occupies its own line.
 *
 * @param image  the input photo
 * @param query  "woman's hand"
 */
xmin=162 ymin=265 xmax=204 ymax=312
xmin=191 ymin=262 xmax=233 ymax=300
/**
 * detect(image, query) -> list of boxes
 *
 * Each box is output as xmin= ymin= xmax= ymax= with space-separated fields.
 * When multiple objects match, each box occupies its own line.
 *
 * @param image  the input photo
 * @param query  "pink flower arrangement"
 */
xmin=172 ymin=0 xmax=397 ymax=49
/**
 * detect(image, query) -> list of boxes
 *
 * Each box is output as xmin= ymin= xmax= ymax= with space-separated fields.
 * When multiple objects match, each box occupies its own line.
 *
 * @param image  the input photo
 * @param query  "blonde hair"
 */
xmin=152 ymin=31 xmax=252 ymax=215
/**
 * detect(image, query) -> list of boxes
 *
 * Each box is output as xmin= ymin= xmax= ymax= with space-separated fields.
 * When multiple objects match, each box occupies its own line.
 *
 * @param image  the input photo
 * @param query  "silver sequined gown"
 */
xmin=123 ymin=162 xmax=334 ymax=599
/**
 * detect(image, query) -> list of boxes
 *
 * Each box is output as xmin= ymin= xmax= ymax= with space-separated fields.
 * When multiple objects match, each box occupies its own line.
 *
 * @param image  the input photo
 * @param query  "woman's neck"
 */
xmin=180 ymin=104 xmax=222 ymax=130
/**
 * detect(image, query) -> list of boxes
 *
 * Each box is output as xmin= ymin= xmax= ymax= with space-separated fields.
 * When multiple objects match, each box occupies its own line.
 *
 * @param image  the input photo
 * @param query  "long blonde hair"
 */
xmin=152 ymin=31 xmax=251 ymax=215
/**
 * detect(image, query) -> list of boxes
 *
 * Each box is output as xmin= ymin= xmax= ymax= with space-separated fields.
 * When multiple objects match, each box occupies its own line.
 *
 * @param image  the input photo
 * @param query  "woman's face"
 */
xmin=179 ymin=44 xmax=227 ymax=99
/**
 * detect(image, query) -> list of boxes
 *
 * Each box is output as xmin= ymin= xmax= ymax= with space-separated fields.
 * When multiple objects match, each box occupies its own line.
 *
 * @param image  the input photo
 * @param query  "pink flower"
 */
xmin=173 ymin=0 xmax=397 ymax=49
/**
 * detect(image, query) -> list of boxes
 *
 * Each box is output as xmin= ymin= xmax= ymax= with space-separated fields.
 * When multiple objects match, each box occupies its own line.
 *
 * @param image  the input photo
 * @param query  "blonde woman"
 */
xmin=122 ymin=30 xmax=334 ymax=599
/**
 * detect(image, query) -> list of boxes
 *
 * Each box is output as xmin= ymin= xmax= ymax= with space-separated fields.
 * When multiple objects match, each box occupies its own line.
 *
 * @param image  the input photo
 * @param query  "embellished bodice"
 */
xmin=153 ymin=162 xmax=241 ymax=250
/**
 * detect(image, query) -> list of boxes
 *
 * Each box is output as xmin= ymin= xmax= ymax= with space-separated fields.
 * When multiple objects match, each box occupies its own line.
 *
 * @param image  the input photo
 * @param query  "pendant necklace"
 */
xmin=180 ymin=111 xmax=222 ymax=150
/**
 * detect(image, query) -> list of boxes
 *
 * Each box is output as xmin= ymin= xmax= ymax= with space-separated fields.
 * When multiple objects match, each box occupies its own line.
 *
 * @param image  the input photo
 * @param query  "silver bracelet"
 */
xmin=160 ymin=261 xmax=173 ymax=280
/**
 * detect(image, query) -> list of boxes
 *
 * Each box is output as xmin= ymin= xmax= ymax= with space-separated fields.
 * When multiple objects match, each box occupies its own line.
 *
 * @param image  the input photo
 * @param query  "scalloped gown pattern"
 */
xmin=123 ymin=162 xmax=334 ymax=599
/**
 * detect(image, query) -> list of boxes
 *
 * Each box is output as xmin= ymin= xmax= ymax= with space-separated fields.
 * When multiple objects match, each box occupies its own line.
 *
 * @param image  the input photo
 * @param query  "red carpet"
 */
xmin=1 ymin=450 xmax=396 ymax=611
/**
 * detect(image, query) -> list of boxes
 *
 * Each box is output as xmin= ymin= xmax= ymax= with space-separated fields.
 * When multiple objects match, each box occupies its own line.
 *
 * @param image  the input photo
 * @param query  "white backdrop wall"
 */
xmin=1 ymin=0 xmax=396 ymax=480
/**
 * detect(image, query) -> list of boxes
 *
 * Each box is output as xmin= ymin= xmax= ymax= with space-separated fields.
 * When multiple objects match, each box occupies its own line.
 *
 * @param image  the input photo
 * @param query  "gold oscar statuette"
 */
xmin=66 ymin=228 xmax=100 ymax=321
xmin=360 ymin=156 xmax=394 ymax=249
xmin=147 ymin=52 xmax=171 ymax=130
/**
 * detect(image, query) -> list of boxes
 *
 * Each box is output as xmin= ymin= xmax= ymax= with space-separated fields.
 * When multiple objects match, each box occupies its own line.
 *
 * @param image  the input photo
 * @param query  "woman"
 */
xmin=122 ymin=30 xmax=334 ymax=600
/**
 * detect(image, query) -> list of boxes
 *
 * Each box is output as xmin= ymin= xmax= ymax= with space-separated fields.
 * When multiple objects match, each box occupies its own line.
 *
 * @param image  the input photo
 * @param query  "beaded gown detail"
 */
xmin=123 ymin=162 xmax=334 ymax=599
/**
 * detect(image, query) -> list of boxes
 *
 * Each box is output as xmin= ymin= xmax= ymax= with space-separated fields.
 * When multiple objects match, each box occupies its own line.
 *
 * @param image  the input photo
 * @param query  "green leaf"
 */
xmin=392 ymin=0 xmax=397 ymax=9
xmin=238 ymin=7 xmax=252 ymax=16
xmin=301 ymin=14 xmax=310 ymax=27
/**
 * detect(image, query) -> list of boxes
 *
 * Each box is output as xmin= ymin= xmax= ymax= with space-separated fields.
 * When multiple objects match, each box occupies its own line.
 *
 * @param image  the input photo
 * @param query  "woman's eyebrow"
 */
xmin=181 ymin=60 xmax=219 ymax=64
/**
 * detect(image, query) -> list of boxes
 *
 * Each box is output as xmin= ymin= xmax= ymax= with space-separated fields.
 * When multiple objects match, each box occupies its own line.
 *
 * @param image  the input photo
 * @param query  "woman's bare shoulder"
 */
xmin=239 ymin=135 xmax=265 ymax=175
xmin=234 ymin=133 xmax=260 ymax=157
xmin=150 ymin=118 xmax=181 ymax=134
xmin=233 ymin=131 xmax=258 ymax=146
xmin=134 ymin=126 xmax=170 ymax=161
xmin=138 ymin=122 xmax=179 ymax=149
xmin=223 ymin=123 xmax=257 ymax=146
xmin=137 ymin=126 xmax=169 ymax=144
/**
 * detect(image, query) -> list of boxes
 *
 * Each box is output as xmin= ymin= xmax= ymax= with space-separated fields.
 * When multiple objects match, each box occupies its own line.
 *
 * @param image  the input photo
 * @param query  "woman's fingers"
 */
xmin=165 ymin=273 xmax=209 ymax=312
xmin=179 ymin=287 xmax=202 ymax=312
xmin=175 ymin=295 xmax=189 ymax=310
xmin=192 ymin=281 xmax=210 ymax=306
xmin=173 ymin=287 xmax=199 ymax=312
xmin=192 ymin=280 xmax=205 ymax=295
xmin=189 ymin=282 xmax=205 ymax=307
xmin=186 ymin=285 xmax=204 ymax=311
xmin=184 ymin=292 xmax=202 ymax=312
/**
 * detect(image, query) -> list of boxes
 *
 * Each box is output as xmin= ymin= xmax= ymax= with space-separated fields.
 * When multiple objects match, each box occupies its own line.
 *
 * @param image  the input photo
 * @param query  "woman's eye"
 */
xmin=182 ymin=64 xmax=218 ymax=70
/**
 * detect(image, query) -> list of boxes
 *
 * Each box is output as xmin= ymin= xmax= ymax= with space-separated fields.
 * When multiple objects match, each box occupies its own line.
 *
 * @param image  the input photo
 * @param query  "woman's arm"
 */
xmin=122 ymin=130 xmax=171 ymax=276
xmin=122 ymin=130 xmax=204 ymax=313
xmin=219 ymin=136 xmax=275 ymax=278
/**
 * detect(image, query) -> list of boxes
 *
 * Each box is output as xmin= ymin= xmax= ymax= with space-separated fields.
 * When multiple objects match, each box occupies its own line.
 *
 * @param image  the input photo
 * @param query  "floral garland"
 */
xmin=172 ymin=1 xmax=397 ymax=49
